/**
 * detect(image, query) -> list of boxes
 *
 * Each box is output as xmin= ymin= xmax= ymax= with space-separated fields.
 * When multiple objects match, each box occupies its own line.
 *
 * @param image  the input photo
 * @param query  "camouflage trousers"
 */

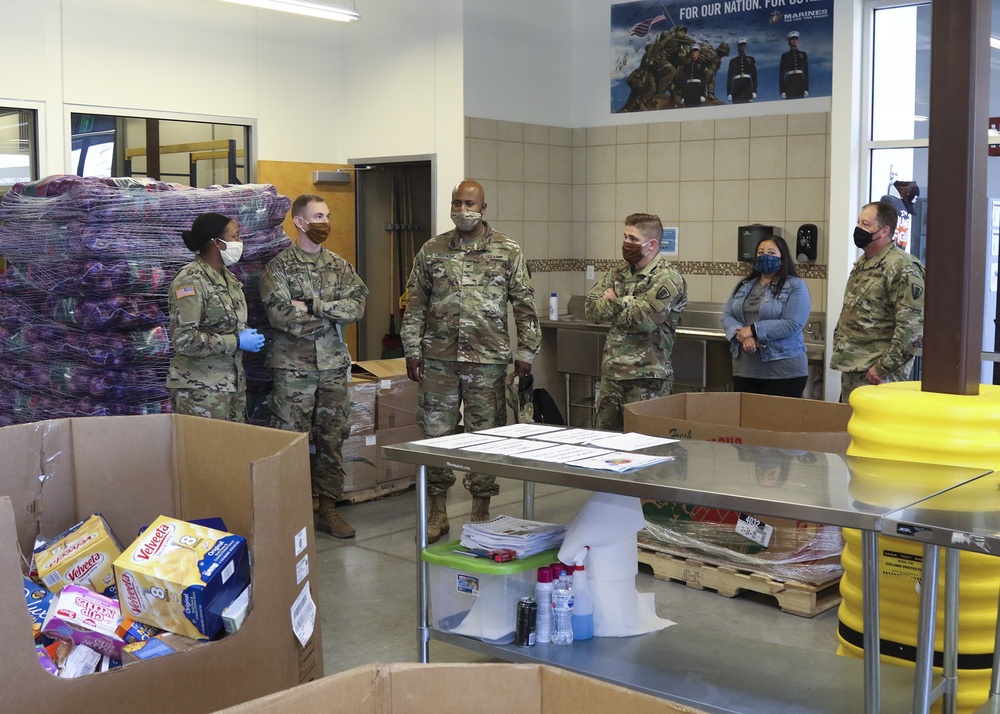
xmin=839 ymin=366 xmax=912 ymax=405
xmin=418 ymin=359 xmax=507 ymax=497
xmin=594 ymin=377 xmax=672 ymax=432
xmin=268 ymin=367 xmax=350 ymax=501
xmin=170 ymin=388 xmax=246 ymax=423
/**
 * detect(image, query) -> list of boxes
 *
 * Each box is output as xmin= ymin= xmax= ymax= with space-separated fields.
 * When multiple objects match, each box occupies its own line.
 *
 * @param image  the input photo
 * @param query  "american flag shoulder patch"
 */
xmin=175 ymin=285 xmax=196 ymax=299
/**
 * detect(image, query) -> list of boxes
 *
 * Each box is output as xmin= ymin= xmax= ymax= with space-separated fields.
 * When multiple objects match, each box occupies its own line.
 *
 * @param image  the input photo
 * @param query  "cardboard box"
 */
xmin=625 ymin=393 xmax=850 ymax=575
xmin=213 ymin=662 xmax=710 ymax=714
xmin=351 ymin=359 xmax=417 ymax=432
xmin=624 ymin=392 xmax=852 ymax=453
xmin=0 ymin=415 xmax=322 ymax=714
xmin=343 ymin=424 xmax=421 ymax=496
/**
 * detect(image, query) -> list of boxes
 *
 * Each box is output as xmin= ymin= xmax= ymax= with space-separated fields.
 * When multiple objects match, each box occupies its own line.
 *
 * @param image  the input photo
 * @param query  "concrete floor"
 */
xmin=313 ymin=478 xmax=842 ymax=675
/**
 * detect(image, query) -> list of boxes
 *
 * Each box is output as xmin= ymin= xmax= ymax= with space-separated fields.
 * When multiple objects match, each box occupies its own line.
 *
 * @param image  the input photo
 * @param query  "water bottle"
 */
xmin=571 ymin=563 xmax=594 ymax=641
xmin=534 ymin=566 xmax=554 ymax=643
xmin=548 ymin=292 xmax=559 ymax=321
xmin=550 ymin=568 xmax=574 ymax=645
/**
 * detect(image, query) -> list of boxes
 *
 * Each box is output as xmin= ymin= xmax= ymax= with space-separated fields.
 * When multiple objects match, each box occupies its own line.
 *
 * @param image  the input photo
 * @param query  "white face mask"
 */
xmin=217 ymin=239 xmax=244 ymax=266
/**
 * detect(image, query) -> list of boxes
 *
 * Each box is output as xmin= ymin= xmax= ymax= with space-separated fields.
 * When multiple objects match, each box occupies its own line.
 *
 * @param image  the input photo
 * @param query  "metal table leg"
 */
xmin=522 ymin=481 xmax=535 ymax=520
xmin=943 ymin=547 xmax=959 ymax=714
xmin=862 ymin=529 xmax=881 ymax=714
xmin=913 ymin=543 xmax=941 ymax=714
xmin=416 ymin=465 xmax=430 ymax=663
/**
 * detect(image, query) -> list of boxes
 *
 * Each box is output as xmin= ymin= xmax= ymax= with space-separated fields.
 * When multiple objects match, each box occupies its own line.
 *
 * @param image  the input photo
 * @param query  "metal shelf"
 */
xmin=428 ymin=627 xmax=934 ymax=714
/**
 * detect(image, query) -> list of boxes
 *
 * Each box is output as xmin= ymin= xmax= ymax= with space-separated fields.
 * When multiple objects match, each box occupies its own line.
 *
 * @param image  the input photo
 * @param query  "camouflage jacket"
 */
xmin=831 ymin=242 xmax=925 ymax=378
xmin=259 ymin=243 xmax=368 ymax=371
xmin=167 ymin=256 xmax=247 ymax=392
xmin=585 ymin=253 xmax=688 ymax=380
xmin=401 ymin=222 xmax=540 ymax=365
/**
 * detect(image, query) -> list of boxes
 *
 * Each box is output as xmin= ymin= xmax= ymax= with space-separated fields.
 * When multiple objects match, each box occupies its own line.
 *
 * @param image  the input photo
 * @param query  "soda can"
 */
xmin=515 ymin=596 xmax=537 ymax=647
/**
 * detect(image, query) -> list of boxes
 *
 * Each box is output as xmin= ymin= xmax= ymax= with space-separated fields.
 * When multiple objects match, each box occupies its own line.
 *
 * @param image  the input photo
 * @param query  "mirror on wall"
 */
xmin=70 ymin=112 xmax=252 ymax=187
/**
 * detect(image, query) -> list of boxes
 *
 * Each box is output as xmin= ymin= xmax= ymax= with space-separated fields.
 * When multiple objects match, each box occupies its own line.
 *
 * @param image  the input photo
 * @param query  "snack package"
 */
xmin=36 ymin=645 xmax=59 ymax=676
xmin=113 ymin=515 xmax=251 ymax=640
xmin=33 ymin=514 xmax=122 ymax=596
xmin=121 ymin=632 xmax=202 ymax=664
xmin=23 ymin=578 xmax=56 ymax=640
xmin=41 ymin=584 xmax=126 ymax=659
xmin=116 ymin=618 xmax=163 ymax=644
xmin=222 ymin=586 xmax=250 ymax=634
xmin=59 ymin=644 xmax=102 ymax=679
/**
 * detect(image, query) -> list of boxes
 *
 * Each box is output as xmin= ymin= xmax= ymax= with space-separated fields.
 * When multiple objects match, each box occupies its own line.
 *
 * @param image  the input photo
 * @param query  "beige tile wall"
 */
xmin=465 ymin=112 xmax=830 ymax=314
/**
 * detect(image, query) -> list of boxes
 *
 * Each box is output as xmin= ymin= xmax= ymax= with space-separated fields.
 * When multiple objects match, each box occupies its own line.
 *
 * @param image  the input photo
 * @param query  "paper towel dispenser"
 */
xmin=737 ymin=224 xmax=774 ymax=262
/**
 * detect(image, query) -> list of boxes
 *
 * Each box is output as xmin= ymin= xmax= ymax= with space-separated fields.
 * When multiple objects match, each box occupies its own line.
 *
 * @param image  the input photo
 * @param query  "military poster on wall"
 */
xmin=611 ymin=0 xmax=834 ymax=113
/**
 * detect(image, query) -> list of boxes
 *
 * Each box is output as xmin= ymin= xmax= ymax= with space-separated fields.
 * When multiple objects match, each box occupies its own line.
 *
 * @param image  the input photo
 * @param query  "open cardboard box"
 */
xmin=214 ymin=662 xmax=710 ymax=713
xmin=625 ymin=392 xmax=851 ymax=572
xmin=624 ymin=392 xmax=852 ymax=453
xmin=0 ymin=415 xmax=322 ymax=713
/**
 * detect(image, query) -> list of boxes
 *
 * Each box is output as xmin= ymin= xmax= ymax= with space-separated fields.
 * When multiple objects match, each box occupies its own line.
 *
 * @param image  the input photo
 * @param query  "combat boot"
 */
xmin=317 ymin=496 xmax=355 ymax=539
xmin=471 ymin=496 xmax=491 ymax=523
xmin=427 ymin=493 xmax=449 ymax=544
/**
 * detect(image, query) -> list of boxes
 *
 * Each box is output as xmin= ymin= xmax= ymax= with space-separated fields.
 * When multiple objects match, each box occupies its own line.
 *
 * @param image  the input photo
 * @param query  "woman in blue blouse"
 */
xmin=721 ymin=235 xmax=811 ymax=397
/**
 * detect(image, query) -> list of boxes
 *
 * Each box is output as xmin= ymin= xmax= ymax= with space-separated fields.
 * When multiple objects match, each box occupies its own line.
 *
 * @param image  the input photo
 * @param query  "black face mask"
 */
xmin=853 ymin=226 xmax=877 ymax=249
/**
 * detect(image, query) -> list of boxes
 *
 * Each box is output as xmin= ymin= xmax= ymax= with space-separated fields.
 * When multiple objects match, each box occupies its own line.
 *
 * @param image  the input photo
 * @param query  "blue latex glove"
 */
xmin=237 ymin=328 xmax=265 ymax=353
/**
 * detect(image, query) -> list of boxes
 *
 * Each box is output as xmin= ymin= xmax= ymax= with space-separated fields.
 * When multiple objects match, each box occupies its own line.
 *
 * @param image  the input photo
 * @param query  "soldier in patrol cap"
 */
xmin=779 ymin=30 xmax=809 ymax=99
xmin=727 ymin=38 xmax=758 ymax=104
xmin=167 ymin=212 xmax=264 ymax=422
xmin=831 ymin=200 xmax=925 ymax=403
xmin=401 ymin=179 xmax=540 ymax=543
xmin=259 ymin=195 xmax=369 ymax=539
xmin=585 ymin=213 xmax=688 ymax=431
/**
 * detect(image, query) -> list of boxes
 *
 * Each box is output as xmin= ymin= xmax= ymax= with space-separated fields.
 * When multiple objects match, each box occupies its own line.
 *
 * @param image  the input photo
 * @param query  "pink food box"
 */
xmin=40 ymin=584 xmax=126 ymax=659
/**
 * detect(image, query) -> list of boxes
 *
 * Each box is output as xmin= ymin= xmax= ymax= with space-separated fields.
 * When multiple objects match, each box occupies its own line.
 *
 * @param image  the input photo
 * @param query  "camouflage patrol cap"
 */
xmin=505 ymin=374 xmax=534 ymax=424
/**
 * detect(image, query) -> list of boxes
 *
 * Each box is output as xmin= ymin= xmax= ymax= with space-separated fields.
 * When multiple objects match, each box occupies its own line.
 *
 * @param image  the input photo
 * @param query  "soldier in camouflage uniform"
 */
xmin=831 ymin=200 xmax=925 ymax=403
xmin=402 ymin=180 xmax=540 ymax=543
xmin=259 ymin=195 xmax=369 ymax=539
xmin=586 ymin=213 xmax=688 ymax=432
xmin=167 ymin=212 xmax=264 ymax=422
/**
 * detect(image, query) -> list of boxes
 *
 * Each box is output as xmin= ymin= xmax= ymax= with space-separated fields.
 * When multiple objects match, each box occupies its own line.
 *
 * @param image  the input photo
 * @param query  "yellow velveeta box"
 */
xmin=34 ymin=514 xmax=122 ymax=597
xmin=113 ymin=515 xmax=251 ymax=641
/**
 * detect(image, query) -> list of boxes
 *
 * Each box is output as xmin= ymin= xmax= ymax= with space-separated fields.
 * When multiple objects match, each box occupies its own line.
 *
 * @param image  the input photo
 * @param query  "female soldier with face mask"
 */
xmin=585 ymin=212 xmax=688 ymax=431
xmin=167 ymin=212 xmax=264 ymax=422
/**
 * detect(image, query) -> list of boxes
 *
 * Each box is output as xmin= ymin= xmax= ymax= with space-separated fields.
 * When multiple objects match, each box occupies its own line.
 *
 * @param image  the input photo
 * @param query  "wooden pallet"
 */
xmin=343 ymin=476 xmax=415 ymax=504
xmin=637 ymin=539 xmax=842 ymax=618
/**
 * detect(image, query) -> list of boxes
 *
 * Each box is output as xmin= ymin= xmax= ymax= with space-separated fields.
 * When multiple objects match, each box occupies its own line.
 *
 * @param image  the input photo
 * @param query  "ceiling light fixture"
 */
xmin=218 ymin=0 xmax=360 ymax=22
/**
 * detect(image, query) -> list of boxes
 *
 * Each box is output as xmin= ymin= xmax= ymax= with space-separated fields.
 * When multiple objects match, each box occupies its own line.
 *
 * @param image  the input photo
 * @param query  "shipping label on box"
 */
xmin=34 ymin=513 xmax=122 ymax=596
xmin=114 ymin=515 xmax=251 ymax=641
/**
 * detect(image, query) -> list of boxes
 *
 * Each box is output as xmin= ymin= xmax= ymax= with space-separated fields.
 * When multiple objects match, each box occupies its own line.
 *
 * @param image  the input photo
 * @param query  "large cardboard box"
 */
xmin=214 ymin=662 xmax=710 ymax=714
xmin=625 ymin=393 xmax=850 ymax=577
xmin=351 ymin=358 xmax=417 ymax=431
xmin=0 ymin=415 xmax=322 ymax=713
xmin=343 ymin=423 xmax=422 ymax=499
xmin=624 ymin=392 xmax=852 ymax=453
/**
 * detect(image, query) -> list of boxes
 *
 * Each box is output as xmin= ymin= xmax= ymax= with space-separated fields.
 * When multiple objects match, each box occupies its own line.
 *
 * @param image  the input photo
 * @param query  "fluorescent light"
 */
xmin=219 ymin=0 xmax=360 ymax=22
xmin=992 ymin=36 xmax=1000 ymax=51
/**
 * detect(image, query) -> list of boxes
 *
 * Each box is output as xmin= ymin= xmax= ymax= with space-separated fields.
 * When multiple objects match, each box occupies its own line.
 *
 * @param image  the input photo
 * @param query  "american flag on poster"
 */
xmin=628 ymin=13 xmax=665 ymax=37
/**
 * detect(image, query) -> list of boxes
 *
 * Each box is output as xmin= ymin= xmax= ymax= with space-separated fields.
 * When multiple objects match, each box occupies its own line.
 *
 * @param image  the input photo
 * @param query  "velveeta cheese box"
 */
xmin=34 ymin=513 xmax=122 ymax=596
xmin=113 ymin=515 xmax=251 ymax=641
xmin=40 ymin=584 xmax=126 ymax=659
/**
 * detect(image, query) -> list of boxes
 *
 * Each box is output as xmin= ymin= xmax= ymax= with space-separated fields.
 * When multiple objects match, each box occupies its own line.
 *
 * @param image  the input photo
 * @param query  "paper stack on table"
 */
xmin=460 ymin=515 xmax=566 ymax=558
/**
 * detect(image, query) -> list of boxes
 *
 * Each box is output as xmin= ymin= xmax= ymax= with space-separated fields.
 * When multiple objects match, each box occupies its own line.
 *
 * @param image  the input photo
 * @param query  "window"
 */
xmin=863 ymin=2 xmax=930 ymax=262
xmin=0 ymin=108 xmax=38 ymax=196
xmin=70 ymin=112 xmax=252 ymax=187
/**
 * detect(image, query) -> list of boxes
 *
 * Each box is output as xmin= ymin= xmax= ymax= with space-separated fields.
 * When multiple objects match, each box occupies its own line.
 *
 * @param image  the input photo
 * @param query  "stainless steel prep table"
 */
xmin=880 ymin=472 xmax=1000 ymax=714
xmin=383 ymin=437 xmax=991 ymax=714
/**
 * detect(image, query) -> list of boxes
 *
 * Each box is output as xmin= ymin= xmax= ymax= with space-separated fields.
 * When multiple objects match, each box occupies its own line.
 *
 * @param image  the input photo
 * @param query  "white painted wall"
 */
xmin=463 ymin=0 xmax=575 ymax=128
xmin=340 ymin=0 xmax=465 ymax=235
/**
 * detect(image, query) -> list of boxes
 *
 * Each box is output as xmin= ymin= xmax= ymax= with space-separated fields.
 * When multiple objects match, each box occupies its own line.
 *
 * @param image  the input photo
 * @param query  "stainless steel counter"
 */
xmin=385 ymin=436 xmax=992 ymax=714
